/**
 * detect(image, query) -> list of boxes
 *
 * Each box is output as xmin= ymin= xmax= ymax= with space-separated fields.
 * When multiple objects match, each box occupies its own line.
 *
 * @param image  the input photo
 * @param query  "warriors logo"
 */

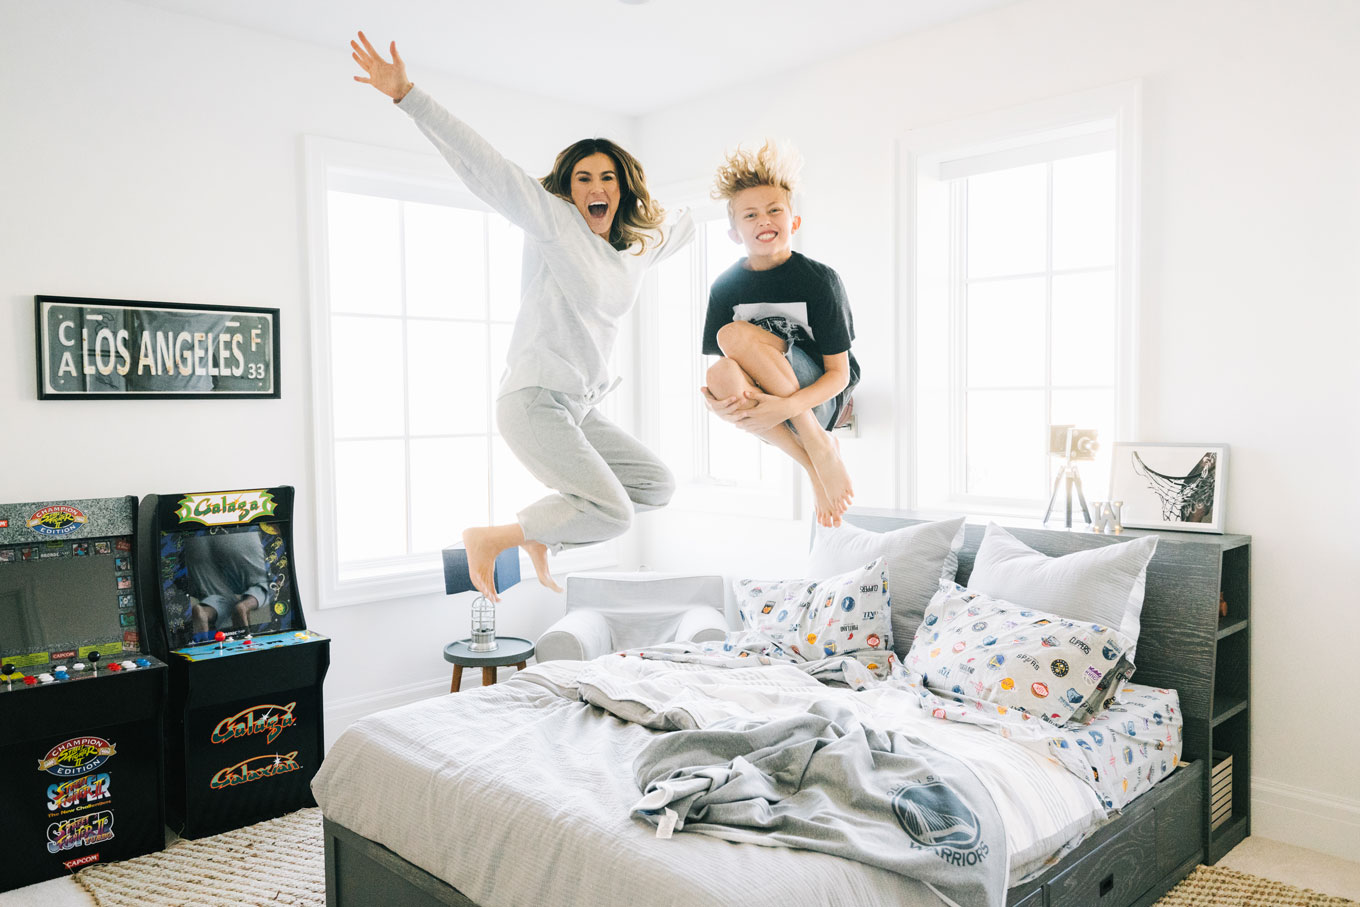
xmin=891 ymin=778 xmax=989 ymax=866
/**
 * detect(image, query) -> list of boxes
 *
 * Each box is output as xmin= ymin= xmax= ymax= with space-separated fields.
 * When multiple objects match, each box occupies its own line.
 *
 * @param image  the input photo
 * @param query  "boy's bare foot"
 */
xmin=522 ymin=540 xmax=562 ymax=593
xmin=462 ymin=526 xmax=512 ymax=602
xmin=807 ymin=470 xmax=841 ymax=528
xmin=806 ymin=432 xmax=853 ymax=520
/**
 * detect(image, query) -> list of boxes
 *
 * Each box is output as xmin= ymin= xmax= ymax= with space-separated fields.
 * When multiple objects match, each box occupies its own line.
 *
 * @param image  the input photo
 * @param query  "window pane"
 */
xmin=410 ymin=438 xmax=488 ymax=554
xmin=335 ymin=439 xmax=406 ymax=563
xmin=407 ymin=320 xmax=487 ymax=436
xmin=1053 ymin=152 xmax=1115 ymax=271
xmin=489 ymin=323 xmax=513 ymax=411
xmin=705 ymin=219 xmax=743 ymax=284
xmin=966 ymin=165 xmax=1046 ymax=279
xmin=492 ymin=436 xmax=554 ymax=525
xmin=1051 ymin=271 xmax=1115 ymax=387
xmin=331 ymin=316 xmax=405 ymax=438
xmin=328 ymin=192 xmax=402 ymax=316
xmin=657 ymin=251 xmax=698 ymax=473
xmin=708 ymin=418 xmax=762 ymax=482
xmin=405 ymin=202 xmax=487 ymax=320
xmin=966 ymin=277 xmax=1046 ymax=387
xmin=966 ymin=389 xmax=1045 ymax=498
xmin=488 ymin=215 xmax=523 ymax=323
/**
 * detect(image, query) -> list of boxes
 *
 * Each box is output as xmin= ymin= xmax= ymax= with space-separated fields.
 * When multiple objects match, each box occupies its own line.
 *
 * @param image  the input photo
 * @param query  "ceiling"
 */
xmin=126 ymin=0 xmax=1020 ymax=115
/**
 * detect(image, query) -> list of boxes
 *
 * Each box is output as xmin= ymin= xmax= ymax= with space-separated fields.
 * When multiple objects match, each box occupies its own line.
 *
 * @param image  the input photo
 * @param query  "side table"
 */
xmin=442 ymin=636 xmax=535 ymax=692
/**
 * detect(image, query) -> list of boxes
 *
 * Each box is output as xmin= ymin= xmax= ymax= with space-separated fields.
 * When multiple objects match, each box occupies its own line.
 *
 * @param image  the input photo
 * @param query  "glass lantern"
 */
xmin=469 ymin=595 xmax=498 ymax=652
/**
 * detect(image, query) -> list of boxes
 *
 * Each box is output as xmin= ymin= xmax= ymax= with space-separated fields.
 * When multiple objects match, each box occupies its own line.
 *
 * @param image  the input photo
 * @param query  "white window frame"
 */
xmin=896 ymin=81 xmax=1141 ymax=515
xmin=304 ymin=136 xmax=616 ymax=609
xmin=636 ymin=180 xmax=800 ymax=519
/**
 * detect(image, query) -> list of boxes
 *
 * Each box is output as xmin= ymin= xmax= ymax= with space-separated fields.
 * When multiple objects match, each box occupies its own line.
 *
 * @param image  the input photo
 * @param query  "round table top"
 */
xmin=443 ymin=636 xmax=535 ymax=667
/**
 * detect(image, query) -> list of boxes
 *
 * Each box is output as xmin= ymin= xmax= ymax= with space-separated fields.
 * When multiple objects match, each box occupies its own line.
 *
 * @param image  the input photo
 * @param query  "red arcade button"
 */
xmin=23 ymin=675 xmax=37 ymax=686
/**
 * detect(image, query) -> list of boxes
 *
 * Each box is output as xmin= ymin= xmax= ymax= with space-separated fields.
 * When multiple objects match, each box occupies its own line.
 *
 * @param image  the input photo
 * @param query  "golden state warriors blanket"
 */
xmin=632 ymin=700 xmax=1007 ymax=907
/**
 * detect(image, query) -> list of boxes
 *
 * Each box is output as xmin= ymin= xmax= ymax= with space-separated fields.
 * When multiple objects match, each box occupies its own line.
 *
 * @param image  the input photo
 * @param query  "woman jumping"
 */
xmin=351 ymin=32 xmax=694 ymax=601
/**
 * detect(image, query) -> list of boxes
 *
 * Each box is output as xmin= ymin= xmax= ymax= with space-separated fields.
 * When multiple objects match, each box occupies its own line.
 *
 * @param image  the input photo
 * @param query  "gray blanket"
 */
xmin=633 ymin=701 xmax=1007 ymax=907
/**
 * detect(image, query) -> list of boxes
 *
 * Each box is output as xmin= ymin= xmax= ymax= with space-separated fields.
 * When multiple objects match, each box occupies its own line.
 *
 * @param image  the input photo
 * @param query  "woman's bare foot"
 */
xmin=461 ymin=526 xmax=517 ymax=602
xmin=521 ymin=540 xmax=562 ymax=593
xmin=806 ymin=431 xmax=853 ymax=520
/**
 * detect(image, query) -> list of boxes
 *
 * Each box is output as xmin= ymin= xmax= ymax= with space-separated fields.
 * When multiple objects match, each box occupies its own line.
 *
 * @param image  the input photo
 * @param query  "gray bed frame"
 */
xmin=325 ymin=512 xmax=1242 ymax=907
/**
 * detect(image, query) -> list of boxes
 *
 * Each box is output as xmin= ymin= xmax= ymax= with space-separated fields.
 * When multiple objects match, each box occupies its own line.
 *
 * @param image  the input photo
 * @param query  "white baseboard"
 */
xmin=1252 ymin=776 xmax=1360 ymax=862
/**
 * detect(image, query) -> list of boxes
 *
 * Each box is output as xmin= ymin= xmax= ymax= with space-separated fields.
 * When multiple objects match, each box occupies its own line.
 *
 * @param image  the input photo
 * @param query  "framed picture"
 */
xmin=1108 ymin=442 xmax=1229 ymax=533
xmin=35 ymin=295 xmax=280 ymax=399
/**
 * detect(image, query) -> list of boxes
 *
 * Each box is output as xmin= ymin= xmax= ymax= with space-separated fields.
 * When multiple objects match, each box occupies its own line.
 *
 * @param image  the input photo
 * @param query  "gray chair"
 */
xmin=535 ymin=572 xmax=729 ymax=662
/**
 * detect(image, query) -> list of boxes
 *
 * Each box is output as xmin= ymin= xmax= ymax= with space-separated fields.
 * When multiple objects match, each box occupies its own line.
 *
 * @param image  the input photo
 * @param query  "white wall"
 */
xmin=0 ymin=0 xmax=641 ymax=733
xmin=635 ymin=0 xmax=1360 ymax=859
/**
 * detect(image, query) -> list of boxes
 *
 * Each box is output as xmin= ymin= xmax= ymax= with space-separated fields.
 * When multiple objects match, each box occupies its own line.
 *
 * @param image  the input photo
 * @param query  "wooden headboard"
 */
xmin=841 ymin=510 xmax=1249 ymax=775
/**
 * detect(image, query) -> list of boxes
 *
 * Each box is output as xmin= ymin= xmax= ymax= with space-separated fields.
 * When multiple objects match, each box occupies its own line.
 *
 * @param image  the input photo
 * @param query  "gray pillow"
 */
xmin=807 ymin=517 xmax=966 ymax=660
xmin=966 ymin=523 xmax=1157 ymax=661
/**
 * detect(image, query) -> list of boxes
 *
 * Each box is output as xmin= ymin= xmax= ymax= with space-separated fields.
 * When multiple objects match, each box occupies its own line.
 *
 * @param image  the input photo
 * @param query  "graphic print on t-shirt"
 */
xmin=730 ymin=302 xmax=815 ymax=342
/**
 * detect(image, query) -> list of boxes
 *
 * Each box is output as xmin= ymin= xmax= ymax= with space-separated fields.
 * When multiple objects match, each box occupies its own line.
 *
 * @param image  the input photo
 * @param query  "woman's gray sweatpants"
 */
xmin=497 ymin=386 xmax=675 ymax=553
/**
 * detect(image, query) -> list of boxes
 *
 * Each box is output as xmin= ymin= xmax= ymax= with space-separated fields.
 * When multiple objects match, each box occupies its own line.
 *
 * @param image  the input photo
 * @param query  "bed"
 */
xmin=316 ymin=512 xmax=1220 ymax=907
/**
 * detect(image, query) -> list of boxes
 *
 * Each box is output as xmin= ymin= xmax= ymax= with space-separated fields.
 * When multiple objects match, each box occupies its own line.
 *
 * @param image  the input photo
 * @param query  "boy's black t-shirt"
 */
xmin=701 ymin=251 xmax=861 ymax=402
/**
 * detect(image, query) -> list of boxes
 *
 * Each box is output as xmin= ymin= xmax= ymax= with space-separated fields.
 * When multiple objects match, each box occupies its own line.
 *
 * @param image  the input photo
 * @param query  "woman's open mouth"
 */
xmin=588 ymin=203 xmax=609 ymax=218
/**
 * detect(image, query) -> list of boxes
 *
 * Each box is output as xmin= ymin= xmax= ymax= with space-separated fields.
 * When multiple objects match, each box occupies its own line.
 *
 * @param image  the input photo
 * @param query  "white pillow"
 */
xmin=808 ymin=517 xmax=966 ymax=660
xmin=966 ymin=523 xmax=1157 ymax=660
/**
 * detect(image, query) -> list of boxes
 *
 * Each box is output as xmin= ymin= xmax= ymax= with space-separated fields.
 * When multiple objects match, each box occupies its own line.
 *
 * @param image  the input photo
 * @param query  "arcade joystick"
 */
xmin=215 ymin=630 xmax=226 ymax=653
xmin=2 ymin=663 xmax=15 ymax=689
xmin=89 ymin=651 xmax=101 ymax=675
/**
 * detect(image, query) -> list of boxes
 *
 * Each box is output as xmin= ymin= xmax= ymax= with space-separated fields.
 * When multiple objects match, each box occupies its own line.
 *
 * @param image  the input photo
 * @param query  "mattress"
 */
xmin=313 ymin=659 xmax=1181 ymax=907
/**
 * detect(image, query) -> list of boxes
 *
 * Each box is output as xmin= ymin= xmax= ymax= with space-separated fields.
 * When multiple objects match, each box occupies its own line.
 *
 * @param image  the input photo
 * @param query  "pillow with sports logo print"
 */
xmin=903 ymin=583 xmax=1135 ymax=726
xmin=732 ymin=557 xmax=893 ymax=674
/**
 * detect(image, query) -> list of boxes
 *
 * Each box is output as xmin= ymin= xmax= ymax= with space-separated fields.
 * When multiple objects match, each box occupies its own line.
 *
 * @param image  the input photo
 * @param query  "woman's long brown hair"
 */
xmin=541 ymin=138 xmax=665 ymax=254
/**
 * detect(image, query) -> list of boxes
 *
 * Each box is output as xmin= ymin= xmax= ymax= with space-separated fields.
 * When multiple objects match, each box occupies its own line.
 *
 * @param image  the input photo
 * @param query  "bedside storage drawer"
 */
xmin=1047 ymin=809 xmax=1157 ymax=907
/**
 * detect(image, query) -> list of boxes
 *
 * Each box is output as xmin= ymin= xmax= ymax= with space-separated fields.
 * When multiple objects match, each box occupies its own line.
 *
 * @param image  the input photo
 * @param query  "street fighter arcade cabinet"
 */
xmin=0 ymin=495 xmax=167 ymax=891
xmin=137 ymin=485 xmax=329 ymax=839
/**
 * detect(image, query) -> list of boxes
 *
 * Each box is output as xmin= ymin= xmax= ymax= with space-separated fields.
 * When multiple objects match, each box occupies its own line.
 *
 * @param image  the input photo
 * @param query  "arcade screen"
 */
xmin=0 ymin=536 xmax=137 ymax=660
xmin=158 ymin=522 xmax=295 ymax=648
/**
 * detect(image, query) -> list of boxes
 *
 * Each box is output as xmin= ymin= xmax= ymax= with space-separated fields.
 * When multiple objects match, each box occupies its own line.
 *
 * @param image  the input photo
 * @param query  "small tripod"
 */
xmin=1043 ymin=460 xmax=1092 ymax=528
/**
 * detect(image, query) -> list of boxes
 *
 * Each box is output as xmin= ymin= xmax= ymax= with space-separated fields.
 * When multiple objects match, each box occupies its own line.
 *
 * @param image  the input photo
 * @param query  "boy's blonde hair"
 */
xmin=711 ymin=140 xmax=802 ymax=220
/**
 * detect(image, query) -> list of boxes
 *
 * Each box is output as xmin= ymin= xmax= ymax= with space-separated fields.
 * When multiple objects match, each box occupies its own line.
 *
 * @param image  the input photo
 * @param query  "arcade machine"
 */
xmin=0 ymin=495 xmax=168 ymax=892
xmin=136 ymin=485 xmax=329 ymax=839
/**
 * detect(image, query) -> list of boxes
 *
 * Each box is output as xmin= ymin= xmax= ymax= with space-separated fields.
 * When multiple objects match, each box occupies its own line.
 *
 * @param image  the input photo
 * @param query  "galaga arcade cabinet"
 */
xmin=137 ymin=485 xmax=329 ymax=839
xmin=0 ymin=496 xmax=168 ymax=892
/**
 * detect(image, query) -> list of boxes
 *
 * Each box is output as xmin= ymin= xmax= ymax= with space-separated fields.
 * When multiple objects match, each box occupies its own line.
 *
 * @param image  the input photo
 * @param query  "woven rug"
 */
xmin=75 ymin=808 xmax=324 ymax=907
xmin=72 ymin=812 xmax=1356 ymax=907
xmin=1155 ymin=865 xmax=1358 ymax=906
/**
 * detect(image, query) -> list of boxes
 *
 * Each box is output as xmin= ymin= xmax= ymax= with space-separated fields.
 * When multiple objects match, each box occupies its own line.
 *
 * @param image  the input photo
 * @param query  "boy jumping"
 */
xmin=700 ymin=141 xmax=859 ymax=526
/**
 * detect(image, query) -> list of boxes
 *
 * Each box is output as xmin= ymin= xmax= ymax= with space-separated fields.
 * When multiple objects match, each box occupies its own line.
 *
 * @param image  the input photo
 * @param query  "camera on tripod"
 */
xmin=1043 ymin=425 xmax=1098 ymax=528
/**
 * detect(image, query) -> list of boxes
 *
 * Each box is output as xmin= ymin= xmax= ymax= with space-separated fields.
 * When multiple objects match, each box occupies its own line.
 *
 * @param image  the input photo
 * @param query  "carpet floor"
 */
xmin=71 ymin=810 xmax=1356 ymax=907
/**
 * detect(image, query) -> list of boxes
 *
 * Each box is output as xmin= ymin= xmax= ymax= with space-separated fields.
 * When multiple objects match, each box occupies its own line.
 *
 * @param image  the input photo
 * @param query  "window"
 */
xmin=901 ymin=84 xmax=1140 ymax=516
xmin=640 ymin=194 xmax=798 ymax=517
xmin=305 ymin=138 xmax=614 ymax=607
